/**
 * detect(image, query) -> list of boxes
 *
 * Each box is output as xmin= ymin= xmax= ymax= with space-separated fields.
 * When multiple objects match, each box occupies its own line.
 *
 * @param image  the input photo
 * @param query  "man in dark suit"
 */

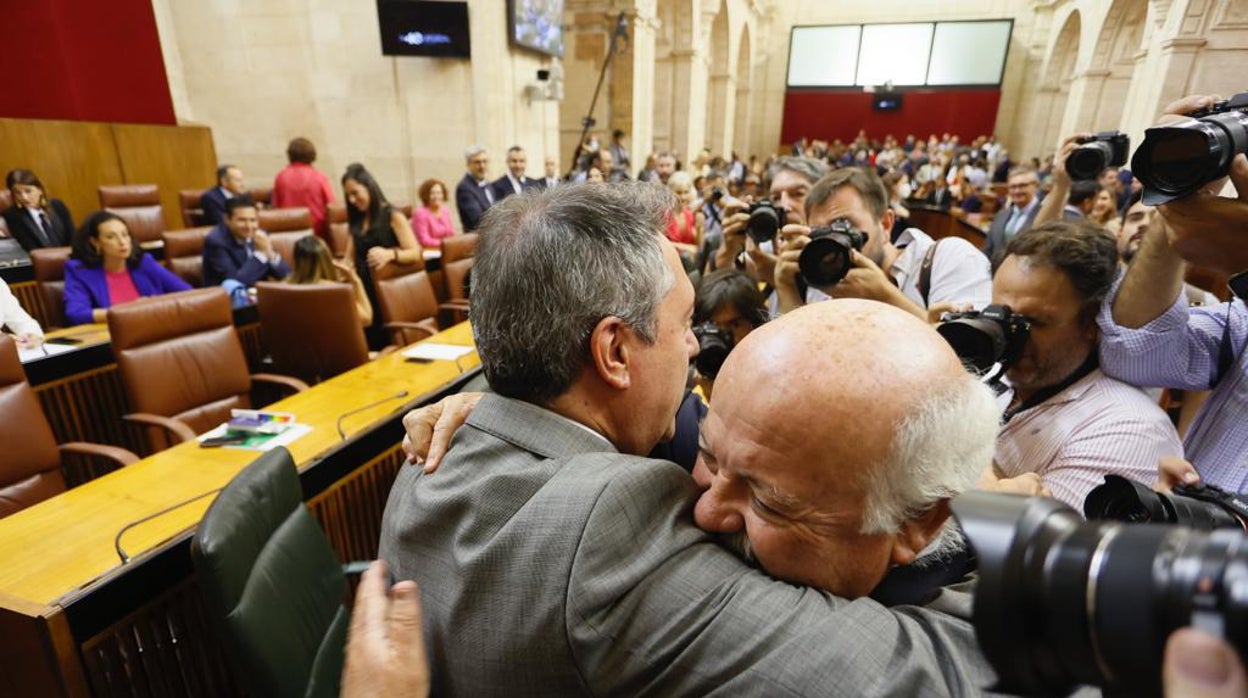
xmin=984 ymin=166 xmax=1041 ymax=262
xmin=490 ymin=146 xmax=541 ymax=202
xmin=455 ymin=145 xmax=493 ymax=232
xmin=202 ymin=197 xmax=290 ymax=288
xmin=200 ymin=164 xmax=249 ymax=226
xmin=537 ymin=155 xmax=559 ymax=190
xmin=379 ymin=182 xmax=1002 ymax=696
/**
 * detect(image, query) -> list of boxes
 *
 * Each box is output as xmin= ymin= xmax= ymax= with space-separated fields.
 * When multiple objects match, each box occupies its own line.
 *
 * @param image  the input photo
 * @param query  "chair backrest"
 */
xmin=325 ymin=203 xmax=350 ymax=258
xmin=375 ymin=270 xmax=438 ymax=327
xmin=99 ymin=184 xmax=165 ymax=245
xmin=30 ymin=247 xmax=72 ymax=328
xmin=255 ymin=282 xmax=368 ymax=384
xmin=109 ymin=288 xmax=252 ymax=445
xmin=443 ymin=257 xmax=474 ymax=304
xmin=440 ymin=233 xmax=478 ymax=265
xmin=0 ymin=335 xmax=66 ymax=518
xmin=191 ymin=448 xmax=348 ymax=698
xmin=392 ymin=201 xmax=413 ymax=218
xmin=178 ymin=189 xmax=208 ymax=228
xmin=258 ymin=207 xmax=313 ymax=233
xmin=0 ymin=188 xmax=11 ymax=214
xmin=247 ymin=186 xmax=273 ymax=207
xmin=162 ymin=226 xmax=213 ymax=287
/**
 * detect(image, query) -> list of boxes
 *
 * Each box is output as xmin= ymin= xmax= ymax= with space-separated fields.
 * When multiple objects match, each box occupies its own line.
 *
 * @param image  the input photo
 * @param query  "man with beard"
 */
xmin=1118 ymin=191 xmax=1218 ymax=307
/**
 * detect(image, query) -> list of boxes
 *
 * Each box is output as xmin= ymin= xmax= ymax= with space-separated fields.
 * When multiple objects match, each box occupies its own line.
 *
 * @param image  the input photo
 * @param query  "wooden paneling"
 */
xmin=0 ymin=118 xmax=123 ymax=228
xmin=10 ymin=280 xmax=49 ymax=329
xmin=112 ymin=124 xmax=217 ymax=231
xmin=0 ymin=118 xmax=216 ymax=234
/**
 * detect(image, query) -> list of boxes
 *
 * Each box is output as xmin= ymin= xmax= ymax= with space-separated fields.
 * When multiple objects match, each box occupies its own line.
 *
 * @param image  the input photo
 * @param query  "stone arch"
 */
xmin=1070 ymin=0 xmax=1148 ymax=132
xmin=704 ymin=1 xmax=731 ymax=158
xmin=1037 ymin=9 xmax=1081 ymax=153
xmin=732 ymin=21 xmax=753 ymax=160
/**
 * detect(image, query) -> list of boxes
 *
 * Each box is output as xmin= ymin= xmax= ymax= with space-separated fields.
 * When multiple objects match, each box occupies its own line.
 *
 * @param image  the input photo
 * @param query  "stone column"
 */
xmin=626 ymin=0 xmax=659 ymax=176
xmin=707 ymin=72 xmax=736 ymax=157
xmin=1059 ymin=69 xmax=1112 ymax=136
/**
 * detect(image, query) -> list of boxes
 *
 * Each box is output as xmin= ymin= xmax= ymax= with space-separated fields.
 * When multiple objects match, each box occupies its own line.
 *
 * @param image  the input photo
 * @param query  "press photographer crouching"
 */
xmin=689 ymin=268 xmax=768 ymax=400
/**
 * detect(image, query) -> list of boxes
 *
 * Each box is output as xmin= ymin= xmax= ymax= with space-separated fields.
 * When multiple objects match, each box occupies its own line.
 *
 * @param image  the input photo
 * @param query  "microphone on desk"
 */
xmin=114 ymin=487 xmax=224 ymax=564
xmin=336 ymin=390 xmax=410 ymax=440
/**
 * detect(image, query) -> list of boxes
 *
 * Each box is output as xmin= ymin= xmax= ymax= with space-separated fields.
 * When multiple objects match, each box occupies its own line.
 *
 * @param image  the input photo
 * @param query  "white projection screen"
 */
xmin=927 ymin=21 xmax=1012 ymax=85
xmin=787 ymin=20 xmax=1013 ymax=88
xmin=787 ymin=25 xmax=861 ymax=87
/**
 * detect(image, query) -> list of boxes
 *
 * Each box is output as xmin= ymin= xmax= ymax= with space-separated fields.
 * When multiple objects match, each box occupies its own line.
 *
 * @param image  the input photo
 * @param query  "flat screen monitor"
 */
xmin=873 ymin=93 xmax=903 ymax=111
xmin=508 ymin=0 xmax=565 ymax=57
xmin=377 ymin=1 xmax=471 ymax=58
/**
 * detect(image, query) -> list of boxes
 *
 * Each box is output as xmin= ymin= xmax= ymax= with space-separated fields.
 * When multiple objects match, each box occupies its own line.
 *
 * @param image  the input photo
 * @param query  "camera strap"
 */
xmin=918 ymin=239 xmax=944 ymax=307
xmin=1002 ymin=352 xmax=1099 ymax=423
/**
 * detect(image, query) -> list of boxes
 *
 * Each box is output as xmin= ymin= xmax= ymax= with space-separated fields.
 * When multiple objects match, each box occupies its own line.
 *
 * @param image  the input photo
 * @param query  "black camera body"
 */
xmin=691 ymin=321 xmax=734 ymax=380
xmin=936 ymin=304 xmax=1030 ymax=372
xmin=797 ymin=218 xmax=867 ymax=288
xmin=1067 ymin=130 xmax=1129 ymax=181
xmin=745 ymin=200 xmax=784 ymax=244
xmin=1086 ymin=473 xmax=1248 ymax=531
xmin=1133 ymin=91 xmax=1248 ymax=205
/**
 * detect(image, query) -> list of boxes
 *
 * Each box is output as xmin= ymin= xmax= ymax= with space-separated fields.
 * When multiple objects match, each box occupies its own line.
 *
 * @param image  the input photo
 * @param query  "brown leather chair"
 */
xmin=255 ymin=282 xmax=369 ymax=384
xmin=99 ymin=184 xmax=165 ymax=246
xmin=31 ymin=247 xmax=72 ymax=328
xmin=392 ymin=202 xmax=413 ymax=219
xmin=259 ymin=208 xmax=314 ymax=268
xmin=108 ymin=288 xmax=308 ymax=453
xmin=440 ymin=233 xmax=478 ymax=265
xmin=178 ymin=189 xmax=208 ymax=228
xmin=326 ymin=203 xmax=350 ymax=259
xmin=374 ymin=271 xmax=441 ymax=346
xmin=441 ymin=257 xmax=472 ymax=324
xmin=248 ymin=186 xmax=273 ymax=208
xmin=162 ymin=226 xmax=213 ymax=287
xmin=0 ymin=335 xmax=138 ymax=518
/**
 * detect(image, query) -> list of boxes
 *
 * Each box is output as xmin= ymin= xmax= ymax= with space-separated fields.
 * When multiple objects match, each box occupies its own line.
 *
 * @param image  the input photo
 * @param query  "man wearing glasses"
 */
xmin=984 ymin=166 xmax=1041 ymax=263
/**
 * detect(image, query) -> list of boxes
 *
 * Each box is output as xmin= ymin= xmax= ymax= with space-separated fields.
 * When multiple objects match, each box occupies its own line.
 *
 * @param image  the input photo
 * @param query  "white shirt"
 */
xmin=507 ymin=174 xmax=524 ymax=195
xmin=1 ymin=277 xmax=43 ymax=338
xmin=994 ymin=368 xmax=1183 ymax=511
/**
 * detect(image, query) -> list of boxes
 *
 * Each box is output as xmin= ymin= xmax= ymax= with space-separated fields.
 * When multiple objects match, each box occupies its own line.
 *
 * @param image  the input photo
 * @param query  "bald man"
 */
xmin=384 ymin=181 xmax=1004 ymax=694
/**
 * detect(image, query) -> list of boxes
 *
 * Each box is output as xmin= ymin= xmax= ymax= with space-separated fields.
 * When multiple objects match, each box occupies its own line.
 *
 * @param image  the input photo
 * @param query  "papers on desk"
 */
xmin=402 ymin=343 xmax=474 ymax=362
xmin=196 ymin=422 xmax=313 ymax=451
xmin=18 ymin=341 xmax=79 ymax=364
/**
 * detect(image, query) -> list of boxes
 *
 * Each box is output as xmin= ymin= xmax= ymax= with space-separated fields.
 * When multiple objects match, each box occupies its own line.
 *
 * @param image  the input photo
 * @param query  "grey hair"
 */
xmin=767 ymin=156 xmax=828 ymax=186
xmin=859 ymin=372 xmax=1001 ymax=538
xmin=472 ymin=182 xmax=677 ymax=405
xmin=464 ymin=144 xmax=487 ymax=160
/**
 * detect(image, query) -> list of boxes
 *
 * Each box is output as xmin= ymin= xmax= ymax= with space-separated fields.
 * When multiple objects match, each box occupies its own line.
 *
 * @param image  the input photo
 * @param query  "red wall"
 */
xmin=781 ymin=90 xmax=1001 ymax=145
xmin=0 ymin=0 xmax=175 ymax=125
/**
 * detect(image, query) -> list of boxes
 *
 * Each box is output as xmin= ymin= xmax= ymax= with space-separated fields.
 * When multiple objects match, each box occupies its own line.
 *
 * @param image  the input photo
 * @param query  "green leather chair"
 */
xmin=192 ymin=447 xmax=360 ymax=698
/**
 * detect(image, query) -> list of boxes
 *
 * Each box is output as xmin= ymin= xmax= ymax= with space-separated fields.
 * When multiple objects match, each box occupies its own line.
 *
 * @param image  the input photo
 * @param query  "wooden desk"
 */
xmin=0 ymin=323 xmax=479 ymax=697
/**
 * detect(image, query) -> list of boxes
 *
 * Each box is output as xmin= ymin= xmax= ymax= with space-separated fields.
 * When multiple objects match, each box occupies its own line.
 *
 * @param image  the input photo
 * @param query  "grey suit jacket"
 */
xmin=983 ymin=202 xmax=1039 ymax=262
xmin=379 ymin=394 xmax=1002 ymax=697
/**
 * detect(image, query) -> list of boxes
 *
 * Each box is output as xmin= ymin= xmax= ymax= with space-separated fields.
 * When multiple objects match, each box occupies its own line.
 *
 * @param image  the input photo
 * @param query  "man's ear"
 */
xmin=588 ymin=315 xmax=632 ymax=390
xmin=879 ymin=208 xmax=896 ymax=236
xmin=890 ymin=499 xmax=951 ymax=566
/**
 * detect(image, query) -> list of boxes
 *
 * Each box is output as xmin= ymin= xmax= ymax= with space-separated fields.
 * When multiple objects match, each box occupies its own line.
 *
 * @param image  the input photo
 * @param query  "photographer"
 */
xmin=774 ymin=167 xmax=992 ymax=320
xmin=1099 ymin=94 xmax=1248 ymax=492
xmin=690 ymin=269 xmax=768 ymax=400
xmin=711 ymin=156 xmax=827 ymax=279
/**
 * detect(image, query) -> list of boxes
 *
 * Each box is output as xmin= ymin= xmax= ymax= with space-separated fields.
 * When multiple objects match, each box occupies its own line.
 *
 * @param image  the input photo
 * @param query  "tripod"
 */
xmin=567 ymin=12 xmax=629 ymax=178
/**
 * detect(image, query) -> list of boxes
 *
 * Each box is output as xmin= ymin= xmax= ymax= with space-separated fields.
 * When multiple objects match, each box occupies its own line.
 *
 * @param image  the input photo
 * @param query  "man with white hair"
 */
xmin=454 ymin=145 xmax=493 ymax=232
xmin=380 ymin=181 xmax=1006 ymax=695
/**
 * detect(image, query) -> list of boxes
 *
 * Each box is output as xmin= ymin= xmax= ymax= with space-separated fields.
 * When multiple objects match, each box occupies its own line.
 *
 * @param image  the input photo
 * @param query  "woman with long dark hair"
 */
xmin=3 ymin=169 xmax=74 ymax=252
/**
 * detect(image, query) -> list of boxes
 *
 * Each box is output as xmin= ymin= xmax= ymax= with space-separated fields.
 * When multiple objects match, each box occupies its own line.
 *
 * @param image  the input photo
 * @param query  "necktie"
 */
xmin=1006 ymin=207 xmax=1025 ymax=238
xmin=36 ymin=211 xmax=54 ymax=246
xmin=482 ymin=182 xmax=494 ymax=205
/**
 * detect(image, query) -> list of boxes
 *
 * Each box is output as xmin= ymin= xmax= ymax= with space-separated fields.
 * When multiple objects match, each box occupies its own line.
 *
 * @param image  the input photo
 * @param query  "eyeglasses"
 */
xmin=1008 ymin=181 xmax=1038 ymax=190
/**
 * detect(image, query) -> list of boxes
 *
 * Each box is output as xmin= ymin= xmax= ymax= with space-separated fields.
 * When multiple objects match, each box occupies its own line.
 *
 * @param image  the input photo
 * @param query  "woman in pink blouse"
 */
xmin=410 ymin=179 xmax=456 ymax=248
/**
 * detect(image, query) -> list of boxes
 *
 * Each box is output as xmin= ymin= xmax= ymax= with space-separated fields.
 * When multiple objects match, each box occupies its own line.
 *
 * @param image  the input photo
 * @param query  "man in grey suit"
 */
xmin=379 ymin=181 xmax=1004 ymax=696
xmin=984 ymin=166 xmax=1042 ymax=263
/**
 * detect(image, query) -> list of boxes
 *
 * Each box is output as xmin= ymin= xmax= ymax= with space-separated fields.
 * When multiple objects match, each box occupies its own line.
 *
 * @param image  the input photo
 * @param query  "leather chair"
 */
xmin=326 ymin=203 xmax=350 ymax=259
xmin=255 ymin=282 xmax=369 ymax=384
xmin=247 ymin=186 xmax=273 ymax=208
xmin=0 ymin=335 xmax=138 ymax=518
xmin=31 ymin=247 xmax=72 ymax=328
xmin=178 ymin=189 xmax=208 ymax=228
xmin=0 ymin=188 xmax=11 ymax=213
xmin=99 ymin=184 xmax=165 ymax=246
xmin=192 ymin=447 xmax=362 ymax=698
xmin=259 ymin=207 xmax=314 ymax=268
xmin=162 ymin=226 xmax=213 ymax=287
xmin=440 ymin=233 xmax=478 ymax=265
xmin=374 ymin=270 xmax=441 ymax=346
xmin=441 ymin=257 xmax=472 ymax=324
xmin=109 ymin=288 xmax=308 ymax=453
xmin=392 ymin=201 xmax=413 ymax=219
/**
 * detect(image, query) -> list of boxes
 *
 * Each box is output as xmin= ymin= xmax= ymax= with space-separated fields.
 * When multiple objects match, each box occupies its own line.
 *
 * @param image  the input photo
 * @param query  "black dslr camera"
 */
xmin=797 ymin=218 xmax=867 ymax=288
xmin=936 ymin=304 xmax=1030 ymax=372
xmin=1067 ymin=130 xmax=1129 ymax=181
xmin=1086 ymin=474 xmax=1248 ymax=531
xmin=745 ymin=200 xmax=784 ymax=244
xmin=691 ymin=321 xmax=733 ymax=379
xmin=1133 ymin=91 xmax=1248 ymax=204
xmin=952 ymin=490 xmax=1248 ymax=697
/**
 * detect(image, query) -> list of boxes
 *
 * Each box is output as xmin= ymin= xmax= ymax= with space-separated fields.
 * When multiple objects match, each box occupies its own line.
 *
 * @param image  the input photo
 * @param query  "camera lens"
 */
xmin=1147 ymin=128 xmax=1217 ymax=194
xmin=952 ymin=491 xmax=1248 ymax=697
xmin=1134 ymin=108 xmax=1248 ymax=204
xmin=1086 ymin=475 xmax=1247 ymax=531
xmin=798 ymin=237 xmax=851 ymax=287
xmin=747 ymin=206 xmax=781 ymax=244
xmin=692 ymin=322 xmax=732 ymax=379
xmin=1067 ymin=142 xmax=1109 ymax=181
xmin=935 ymin=317 xmax=1007 ymax=372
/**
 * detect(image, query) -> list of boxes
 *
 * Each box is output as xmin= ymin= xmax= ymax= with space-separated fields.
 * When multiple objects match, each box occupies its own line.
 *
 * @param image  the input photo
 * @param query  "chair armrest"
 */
xmin=439 ymin=300 xmax=470 ymax=312
xmin=250 ymin=372 xmax=310 ymax=394
xmin=385 ymin=321 xmax=438 ymax=347
xmin=123 ymin=413 xmax=197 ymax=444
xmin=59 ymin=442 xmax=140 ymax=467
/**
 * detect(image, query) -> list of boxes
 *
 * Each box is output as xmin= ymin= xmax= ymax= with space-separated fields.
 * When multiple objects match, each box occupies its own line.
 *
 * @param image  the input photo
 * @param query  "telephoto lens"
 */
xmin=745 ymin=200 xmax=784 ymax=244
xmin=1066 ymin=131 xmax=1129 ymax=181
xmin=1085 ymin=474 xmax=1248 ymax=531
xmin=691 ymin=321 xmax=733 ymax=379
xmin=935 ymin=304 xmax=1030 ymax=372
xmin=1132 ymin=91 xmax=1248 ymax=205
xmin=953 ymin=491 xmax=1248 ymax=698
xmin=796 ymin=219 xmax=867 ymax=288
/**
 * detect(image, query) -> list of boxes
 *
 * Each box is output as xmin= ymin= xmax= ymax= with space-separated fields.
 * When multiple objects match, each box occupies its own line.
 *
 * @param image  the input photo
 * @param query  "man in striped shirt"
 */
xmin=981 ymin=220 xmax=1183 ymax=510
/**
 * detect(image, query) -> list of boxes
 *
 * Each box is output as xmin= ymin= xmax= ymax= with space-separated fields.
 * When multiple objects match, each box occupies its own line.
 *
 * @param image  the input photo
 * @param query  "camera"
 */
xmin=709 ymin=187 xmax=725 ymax=203
xmin=1133 ymin=91 xmax=1248 ymax=205
xmin=745 ymin=200 xmax=785 ymax=244
xmin=952 ymin=490 xmax=1248 ymax=697
xmin=1086 ymin=474 xmax=1248 ymax=531
xmin=796 ymin=219 xmax=867 ymax=288
xmin=1066 ymin=131 xmax=1129 ymax=181
xmin=935 ymin=304 xmax=1030 ymax=372
xmin=691 ymin=321 xmax=733 ymax=379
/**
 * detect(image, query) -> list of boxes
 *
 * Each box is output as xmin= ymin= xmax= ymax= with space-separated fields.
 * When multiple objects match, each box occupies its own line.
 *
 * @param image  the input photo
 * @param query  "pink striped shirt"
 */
xmin=994 ymin=368 xmax=1183 ymax=511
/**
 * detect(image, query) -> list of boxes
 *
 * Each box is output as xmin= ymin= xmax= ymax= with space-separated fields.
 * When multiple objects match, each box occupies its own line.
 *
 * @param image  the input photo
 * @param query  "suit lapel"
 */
xmin=466 ymin=394 xmax=616 ymax=460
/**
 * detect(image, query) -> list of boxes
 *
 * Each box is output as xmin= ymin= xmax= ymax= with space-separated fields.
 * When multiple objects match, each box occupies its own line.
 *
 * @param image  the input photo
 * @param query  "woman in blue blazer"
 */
xmin=64 ymin=211 xmax=191 ymax=325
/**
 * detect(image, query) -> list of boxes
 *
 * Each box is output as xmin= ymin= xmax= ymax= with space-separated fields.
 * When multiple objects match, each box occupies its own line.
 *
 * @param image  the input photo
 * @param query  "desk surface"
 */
xmin=0 ymin=322 xmax=478 ymax=609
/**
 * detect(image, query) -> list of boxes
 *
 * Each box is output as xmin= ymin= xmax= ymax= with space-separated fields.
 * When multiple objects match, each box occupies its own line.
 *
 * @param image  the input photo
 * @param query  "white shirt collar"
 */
xmin=548 ymin=410 xmax=614 ymax=449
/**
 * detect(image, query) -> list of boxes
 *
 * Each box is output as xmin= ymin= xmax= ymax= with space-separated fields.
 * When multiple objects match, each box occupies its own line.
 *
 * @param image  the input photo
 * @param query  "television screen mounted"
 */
xmin=377 ymin=1 xmax=471 ymax=58
xmin=509 ymin=0 xmax=565 ymax=58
